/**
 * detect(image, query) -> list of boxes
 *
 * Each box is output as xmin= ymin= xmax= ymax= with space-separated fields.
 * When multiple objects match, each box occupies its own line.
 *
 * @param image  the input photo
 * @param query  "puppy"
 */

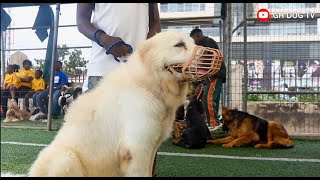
xmin=208 ymin=107 xmax=294 ymax=149
xmin=3 ymin=100 xmax=31 ymax=122
xmin=28 ymin=31 xmax=205 ymax=177
xmin=172 ymin=99 xmax=211 ymax=149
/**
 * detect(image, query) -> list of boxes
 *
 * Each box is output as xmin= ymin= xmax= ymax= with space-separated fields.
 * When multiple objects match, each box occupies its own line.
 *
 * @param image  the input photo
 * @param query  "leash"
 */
xmin=196 ymin=84 xmax=204 ymax=100
xmin=105 ymin=40 xmax=133 ymax=63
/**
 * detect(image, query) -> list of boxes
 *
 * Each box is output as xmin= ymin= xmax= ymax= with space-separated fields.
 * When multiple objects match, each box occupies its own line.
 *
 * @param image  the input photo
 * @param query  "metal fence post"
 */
xmin=1 ymin=31 xmax=6 ymax=86
xmin=243 ymin=3 xmax=248 ymax=111
xmin=226 ymin=3 xmax=233 ymax=107
xmin=47 ymin=3 xmax=61 ymax=131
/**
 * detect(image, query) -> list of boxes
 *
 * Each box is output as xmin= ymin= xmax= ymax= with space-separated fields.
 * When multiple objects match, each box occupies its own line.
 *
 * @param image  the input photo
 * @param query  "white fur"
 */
xmin=26 ymin=31 xmax=196 ymax=177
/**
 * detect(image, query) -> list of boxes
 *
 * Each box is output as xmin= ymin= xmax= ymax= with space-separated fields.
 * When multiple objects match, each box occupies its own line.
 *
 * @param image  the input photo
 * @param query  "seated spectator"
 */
xmin=25 ymin=69 xmax=46 ymax=113
xmin=33 ymin=61 xmax=68 ymax=119
xmin=14 ymin=59 xmax=35 ymax=98
xmin=1 ymin=64 xmax=21 ymax=115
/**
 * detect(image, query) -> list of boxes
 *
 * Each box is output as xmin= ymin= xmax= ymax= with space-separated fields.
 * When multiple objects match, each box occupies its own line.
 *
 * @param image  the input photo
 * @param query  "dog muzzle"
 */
xmin=166 ymin=46 xmax=223 ymax=81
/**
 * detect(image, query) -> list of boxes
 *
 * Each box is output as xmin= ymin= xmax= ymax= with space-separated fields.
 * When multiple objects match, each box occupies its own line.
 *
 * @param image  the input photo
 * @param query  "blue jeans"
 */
xmin=25 ymin=92 xmax=40 ymax=110
xmin=36 ymin=89 xmax=61 ymax=116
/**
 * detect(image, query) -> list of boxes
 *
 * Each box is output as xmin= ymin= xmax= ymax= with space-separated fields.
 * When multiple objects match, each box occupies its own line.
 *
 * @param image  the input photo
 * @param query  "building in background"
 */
xmin=159 ymin=3 xmax=320 ymax=92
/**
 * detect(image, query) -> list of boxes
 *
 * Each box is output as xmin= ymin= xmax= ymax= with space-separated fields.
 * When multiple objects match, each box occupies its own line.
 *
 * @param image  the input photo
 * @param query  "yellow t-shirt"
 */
xmin=4 ymin=73 xmax=21 ymax=88
xmin=16 ymin=69 xmax=35 ymax=88
xmin=31 ymin=78 xmax=46 ymax=92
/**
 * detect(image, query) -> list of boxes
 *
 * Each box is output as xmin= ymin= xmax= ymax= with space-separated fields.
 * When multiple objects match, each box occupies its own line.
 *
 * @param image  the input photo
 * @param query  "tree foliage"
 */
xmin=32 ymin=44 xmax=88 ymax=76
xmin=33 ymin=58 xmax=45 ymax=70
xmin=58 ymin=44 xmax=88 ymax=75
xmin=64 ymin=49 xmax=88 ymax=75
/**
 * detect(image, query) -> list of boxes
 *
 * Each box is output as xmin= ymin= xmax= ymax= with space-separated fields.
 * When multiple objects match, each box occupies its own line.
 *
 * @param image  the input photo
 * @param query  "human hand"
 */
xmin=99 ymin=34 xmax=131 ymax=58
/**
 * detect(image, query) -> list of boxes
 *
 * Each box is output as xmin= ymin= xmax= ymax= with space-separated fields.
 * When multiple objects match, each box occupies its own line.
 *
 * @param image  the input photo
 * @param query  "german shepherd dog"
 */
xmin=208 ymin=107 xmax=294 ymax=149
xmin=172 ymin=99 xmax=211 ymax=149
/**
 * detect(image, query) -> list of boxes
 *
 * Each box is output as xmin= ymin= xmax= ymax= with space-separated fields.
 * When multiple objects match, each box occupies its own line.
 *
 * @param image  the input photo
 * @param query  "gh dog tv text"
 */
xmin=257 ymin=9 xmax=315 ymax=22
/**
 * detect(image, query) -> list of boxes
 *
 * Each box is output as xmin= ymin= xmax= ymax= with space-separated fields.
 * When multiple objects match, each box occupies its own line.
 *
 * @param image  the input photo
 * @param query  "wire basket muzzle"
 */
xmin=169 ymin=46 xmax=223 ymax=81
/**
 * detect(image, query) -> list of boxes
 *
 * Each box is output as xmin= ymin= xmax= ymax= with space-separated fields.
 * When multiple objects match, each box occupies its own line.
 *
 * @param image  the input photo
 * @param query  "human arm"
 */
xmin=18 ymin=70 xmax=34 ymax=83
xmin=19 ymin=76 xmax=33 ymax=83
xmin=147 ymin=3 xmax=161 ymax=39
xmin=76 ymin=3 xmax=130 ymax=57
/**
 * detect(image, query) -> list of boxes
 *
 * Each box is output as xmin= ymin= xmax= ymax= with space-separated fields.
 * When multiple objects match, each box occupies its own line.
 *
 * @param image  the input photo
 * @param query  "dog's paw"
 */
xmin=172 ymin=139 xmax=180 ymax=145
xmin=222 ymin=143 xmax=234 ymax=148
xmin=254 ymin=144 xmax=263 ymax=148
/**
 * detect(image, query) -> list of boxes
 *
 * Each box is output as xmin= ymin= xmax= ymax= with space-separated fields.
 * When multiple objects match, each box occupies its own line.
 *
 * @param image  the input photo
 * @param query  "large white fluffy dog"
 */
xmin=27 ymin=31 xmax=200 ymax=177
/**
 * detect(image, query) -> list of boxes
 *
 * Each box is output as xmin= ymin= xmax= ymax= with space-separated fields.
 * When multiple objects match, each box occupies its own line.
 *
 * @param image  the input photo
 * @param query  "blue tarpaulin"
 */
xmin=32 ymin=4 xmax=54 ymax=83
xmin=1 ymin=4 xmax=55 ymax=83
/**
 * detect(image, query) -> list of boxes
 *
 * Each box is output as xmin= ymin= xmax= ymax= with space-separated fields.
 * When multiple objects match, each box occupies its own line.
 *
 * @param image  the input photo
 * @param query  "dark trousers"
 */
xmin=1 ymin=86 xmax=31 ymax=113
xmin=202 ymin=78 xmax=223 ymax=127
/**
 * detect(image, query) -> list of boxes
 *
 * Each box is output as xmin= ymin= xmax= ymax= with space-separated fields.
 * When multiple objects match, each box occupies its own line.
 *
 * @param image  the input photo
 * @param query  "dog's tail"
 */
xmin=1 ymin=172 xmax=28 ymax=177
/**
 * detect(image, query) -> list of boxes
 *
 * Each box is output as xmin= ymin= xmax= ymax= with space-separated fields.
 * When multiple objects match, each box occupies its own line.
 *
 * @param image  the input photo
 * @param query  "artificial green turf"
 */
xmin=1 ymin=119 xmax=63 ymax=130
xmin=1 ymin=128 xmax=320 ymax=176
xmin=1 ymin=128 xmax=58 ymax=144
xmin=1 ymin=145 xmax=42 ymax=174
xmin=156 ymin=155 xmax=320 ymax=177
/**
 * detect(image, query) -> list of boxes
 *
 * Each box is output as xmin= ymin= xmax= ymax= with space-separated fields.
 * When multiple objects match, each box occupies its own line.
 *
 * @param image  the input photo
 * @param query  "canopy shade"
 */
xmin=1 ymin=3 xmax=70 ymax=8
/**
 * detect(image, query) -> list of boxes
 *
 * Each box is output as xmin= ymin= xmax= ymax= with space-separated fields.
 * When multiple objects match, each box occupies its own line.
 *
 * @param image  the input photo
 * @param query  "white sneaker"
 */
xmin=209 ymin=123 xmax=223 ymax=132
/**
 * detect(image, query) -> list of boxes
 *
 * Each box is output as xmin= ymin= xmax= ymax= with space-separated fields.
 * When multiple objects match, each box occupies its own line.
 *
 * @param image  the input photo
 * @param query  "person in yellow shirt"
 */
xmin=24 ymin=69 xmax=46 ymax=113
xmin=1 ymin=64 xmax=20 ymax=116
xmin=15 ymin=59 xmax=35 ymax=90
xmin=1 ymin=60 xmax=35 ymax=117
xmin=3 ymin=64 xmax=20 ymax=90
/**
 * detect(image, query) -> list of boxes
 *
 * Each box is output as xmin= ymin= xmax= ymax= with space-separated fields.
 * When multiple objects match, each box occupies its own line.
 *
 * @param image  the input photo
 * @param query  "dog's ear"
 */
xmin=222 ymin=106 xmax=229 ymax=112
xmin=233 ymin=107 xmax=238 ymax=111
xmin=221 ymin=106 xmax=228 ymax=117
xmin=137 ymin=39 xmax=153 ymax=63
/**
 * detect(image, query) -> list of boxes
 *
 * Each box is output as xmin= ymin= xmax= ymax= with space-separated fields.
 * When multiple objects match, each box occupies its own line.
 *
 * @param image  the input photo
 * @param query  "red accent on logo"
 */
xmin=257 ymin=9 xmax=271 ymax=22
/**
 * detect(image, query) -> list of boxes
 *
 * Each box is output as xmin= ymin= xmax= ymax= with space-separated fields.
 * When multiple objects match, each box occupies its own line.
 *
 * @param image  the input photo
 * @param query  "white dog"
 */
xmin=26 ymin=31 xmax=209 ymax=177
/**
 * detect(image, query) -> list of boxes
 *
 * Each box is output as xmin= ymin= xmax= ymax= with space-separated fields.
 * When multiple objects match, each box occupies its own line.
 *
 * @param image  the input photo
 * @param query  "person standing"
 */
xmin=77 ymin=3 xmax=161 ymax=92
xmin=190 ymin=28 xmax=226 ymax=130
xmin=76 ymin=3 xmax=161 ymax=176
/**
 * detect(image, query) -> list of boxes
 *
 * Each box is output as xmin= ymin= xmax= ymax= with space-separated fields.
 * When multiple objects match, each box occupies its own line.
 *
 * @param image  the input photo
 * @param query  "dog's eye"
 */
xmin=174 ymin=42 xmax=186 ymax=48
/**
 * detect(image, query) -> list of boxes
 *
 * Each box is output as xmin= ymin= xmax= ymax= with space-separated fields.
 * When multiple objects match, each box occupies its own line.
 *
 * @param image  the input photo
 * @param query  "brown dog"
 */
xmin=3 ymin=100 xmax=31 ymax=123
xmin=207 ymin=107 xmax=294 ymax=149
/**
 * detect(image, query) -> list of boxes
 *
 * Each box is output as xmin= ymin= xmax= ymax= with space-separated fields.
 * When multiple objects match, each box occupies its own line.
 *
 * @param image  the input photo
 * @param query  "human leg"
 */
xmin=202 ymin=83 xmax=210 ymax=126
xmin=212 ymin=78 xmax=223 ymax=124
xmin=204 ymin=79 xmax=218 ymax=127
xmin=87 ymin=76 xmax=103 ymax=92
xmin=36 ymin=90 xmax=49 ymax=114
xmin=24 ymin=93 xmax=33 ymax=112
xmin=52 ymin=89 xmax=62 ymax=117
xmin=9 ymin=86 xmax=17 ymax=100
xmin=32 ymin=92 xmax=39 ymax=108
xmin=0 ymin=90 xmax=10 ymax=114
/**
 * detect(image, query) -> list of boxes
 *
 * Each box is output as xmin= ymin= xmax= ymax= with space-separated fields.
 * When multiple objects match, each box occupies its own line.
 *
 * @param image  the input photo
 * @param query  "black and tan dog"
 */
xmin=208 ymin=107 xmax=294 ymax=149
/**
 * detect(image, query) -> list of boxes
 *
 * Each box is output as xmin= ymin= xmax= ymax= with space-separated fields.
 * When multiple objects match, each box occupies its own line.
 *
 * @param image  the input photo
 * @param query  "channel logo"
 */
xmin=257 ymin=9 xmax=271 ymax=22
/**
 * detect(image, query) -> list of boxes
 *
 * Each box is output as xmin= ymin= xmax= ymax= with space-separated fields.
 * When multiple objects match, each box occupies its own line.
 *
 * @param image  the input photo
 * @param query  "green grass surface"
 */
xmin=1 ymin=127 xmax=320 ymax=177
xmin=1 ymin=119 xmax=63 ymax=130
